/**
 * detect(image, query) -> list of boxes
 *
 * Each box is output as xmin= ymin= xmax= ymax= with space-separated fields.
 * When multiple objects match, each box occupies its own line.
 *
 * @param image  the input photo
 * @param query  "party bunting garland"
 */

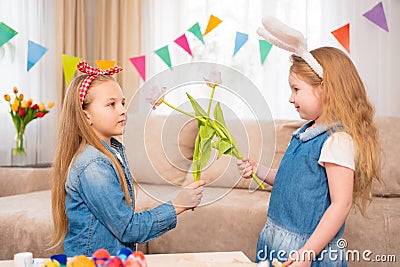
xmin=154 ymin=45 xmax=172 ymax=69
xmin=0 ymin=22 xmax=18 ymax=47
xmin=129 ymin=55 xmax=146 ymax=81
xmin=27 ymin=40 xmax=48 ymax=71
xmin=259 ymin=40 xmax=273 ymax=65
xmin=96 ymin=60 xmax=116 ymax=70
xmin=1 ymin=5 xmax=391 ymax=84
xmin=203 ymin=15 xmax=222 ymax=36
xmin=363 ymin=1 xmax=389 ymax=32
xmin=331 ymin=23 xmax=350 ymax=53
xmin=61 ymin=54 xmax=81 ymax=85
xmin=174 ymin=34 xmax=192 ymax=56
xmin=233 ymin=32 xmax=248 ymax=56
xmin=188 ymin=22 xmax=204 ymax=44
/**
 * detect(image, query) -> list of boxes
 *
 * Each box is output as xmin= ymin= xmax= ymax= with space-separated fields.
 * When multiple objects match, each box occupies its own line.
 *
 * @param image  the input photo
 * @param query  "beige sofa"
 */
xmin=1 ymin=116 xmax=399 ymax=267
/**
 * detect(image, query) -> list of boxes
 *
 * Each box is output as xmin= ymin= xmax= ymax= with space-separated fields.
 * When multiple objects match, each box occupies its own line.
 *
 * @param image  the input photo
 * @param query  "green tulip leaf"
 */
xmin=214 ymin=102 xmax=226 ymax=128
xmin=186 ymin=93 xmax=207 ymax=117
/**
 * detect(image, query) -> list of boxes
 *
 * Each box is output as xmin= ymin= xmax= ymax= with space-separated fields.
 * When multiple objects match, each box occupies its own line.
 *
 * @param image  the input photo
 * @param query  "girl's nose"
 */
xmin=119 ymin=104 xmax=127 ymax=114
xmin=289 ymin=94 xmax=295 ymax=104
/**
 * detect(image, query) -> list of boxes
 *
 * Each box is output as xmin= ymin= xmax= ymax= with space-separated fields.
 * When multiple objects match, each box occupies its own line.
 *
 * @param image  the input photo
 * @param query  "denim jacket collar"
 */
xmin=101 ymin=138 xmax=124 ymax=162
xmin=292 ymin=121 xmax=343 ymax=142
xmin=292 ymin=121 xmax=327 ymax=142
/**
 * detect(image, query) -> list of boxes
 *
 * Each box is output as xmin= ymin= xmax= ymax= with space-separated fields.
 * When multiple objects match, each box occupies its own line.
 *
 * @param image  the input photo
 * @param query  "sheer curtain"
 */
xmin=141 ymin=0 xmax=400 ymax=119
xmin=0 ymin=0 xmax=57 ymax=165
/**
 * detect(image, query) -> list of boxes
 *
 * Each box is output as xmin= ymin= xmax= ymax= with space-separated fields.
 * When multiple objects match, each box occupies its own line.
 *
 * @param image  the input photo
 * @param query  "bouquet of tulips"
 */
xmin=146 ymin=71 xmax=264 ymax=189
xmin=4 ymin=86 xmax=54 ymax=155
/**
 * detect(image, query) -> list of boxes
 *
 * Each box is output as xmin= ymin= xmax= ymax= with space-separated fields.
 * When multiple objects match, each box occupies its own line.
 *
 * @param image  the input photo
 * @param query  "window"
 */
xmin=0 ymin=0 xmax=57 ymax=165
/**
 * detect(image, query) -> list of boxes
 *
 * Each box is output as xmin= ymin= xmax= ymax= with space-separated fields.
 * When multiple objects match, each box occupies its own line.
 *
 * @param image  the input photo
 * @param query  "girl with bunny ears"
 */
xmin=51 ymin=62 xmax=205 ymax=256
xmin=237 ymin=17 xmax=382 ymax=266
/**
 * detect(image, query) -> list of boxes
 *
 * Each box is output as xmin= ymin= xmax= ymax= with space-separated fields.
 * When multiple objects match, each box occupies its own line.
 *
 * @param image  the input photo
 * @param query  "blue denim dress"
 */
xmin=64 ymin=138 xmax=177 ymax=256
xmin=256 ymin=122 xmax=347 ymax=266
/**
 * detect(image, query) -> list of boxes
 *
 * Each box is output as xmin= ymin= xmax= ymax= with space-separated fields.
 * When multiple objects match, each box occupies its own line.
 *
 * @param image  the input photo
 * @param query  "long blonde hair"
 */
xmin=290 ymin=46 xmax=382 ymax=216
xmin=51 ymin=74 xmax=131 ymax=248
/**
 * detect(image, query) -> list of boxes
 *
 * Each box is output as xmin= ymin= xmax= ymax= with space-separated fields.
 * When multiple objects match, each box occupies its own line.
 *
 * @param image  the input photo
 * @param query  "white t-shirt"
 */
xmin=318 ymin=132 xmax=355 ymax=170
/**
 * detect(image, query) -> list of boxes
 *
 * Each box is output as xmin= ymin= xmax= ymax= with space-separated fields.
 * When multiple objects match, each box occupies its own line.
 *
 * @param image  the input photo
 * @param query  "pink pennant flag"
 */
xmin=129 ymin=55 xmax=146 ymax=81
xmin=174 ymin=34 xmax=192 ymax=56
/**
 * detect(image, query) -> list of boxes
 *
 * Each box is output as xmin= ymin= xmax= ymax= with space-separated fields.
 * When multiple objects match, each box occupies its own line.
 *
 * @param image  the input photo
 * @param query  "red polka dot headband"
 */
xmin=77 ymin=61 xmax=123 ymax=104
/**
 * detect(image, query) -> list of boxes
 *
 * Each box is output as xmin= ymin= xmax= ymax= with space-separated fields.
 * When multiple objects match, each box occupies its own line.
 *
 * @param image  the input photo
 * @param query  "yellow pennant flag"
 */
xmin=203 ymin=15 xmax=222 ymax=36
xmin=96 ymin=60 xmax=116 ymax=70
xmin=61 ymin=54 xmax=81 ymax=86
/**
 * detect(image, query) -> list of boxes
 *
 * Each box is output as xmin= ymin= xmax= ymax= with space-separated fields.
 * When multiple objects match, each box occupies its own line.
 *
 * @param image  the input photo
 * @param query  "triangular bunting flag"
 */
xmin=27 ymin=40 xmax=48 ymax=71
xmin=174 ymin=34 xmax=192 ymax=56
xmin=233 ymin=32 xmax=248 ymax=56
xmin=363 ymin=2 xmax=389 ymax=32
xmin=188 ymin=23 xmax=204 ymax=44
xmin=203 ymin=15 xmax=222 ymax=36
xmin=154 ymin=45 xmax=172 ymax=69
xmin=96 ymin=60 xmax=116 ymax=70
xmin=129 ymin=55 xmax=146 ymax=81
xmin=259 ymin=40 xmax=273 ymax=65
xmin=331 ymin=23 xmax=350 ymax=53
xmin=0 ymin=22 xmax=18 ymax=48
xmin=61 ymin=54 xmax=81 ymax=85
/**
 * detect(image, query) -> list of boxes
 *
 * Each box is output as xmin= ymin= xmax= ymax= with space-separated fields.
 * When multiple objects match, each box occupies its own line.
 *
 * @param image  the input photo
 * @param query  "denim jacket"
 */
xmin=64 ymin=138 xmax=177 ymax=256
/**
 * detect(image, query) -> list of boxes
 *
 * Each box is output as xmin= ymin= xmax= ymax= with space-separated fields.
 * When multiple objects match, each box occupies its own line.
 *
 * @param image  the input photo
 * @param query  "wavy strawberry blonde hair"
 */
xmin=290 ymin=46 xmax=382 ymax=216
xmin=51 ymin=75 xmax=131 ymax=248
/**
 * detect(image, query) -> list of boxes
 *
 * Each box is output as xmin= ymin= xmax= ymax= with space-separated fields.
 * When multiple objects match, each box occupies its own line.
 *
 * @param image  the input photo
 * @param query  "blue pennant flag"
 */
xmin=27 ymin=40 xmax=48 ymax=71
xmin=233 ymin=32 xmax=248 ymax=56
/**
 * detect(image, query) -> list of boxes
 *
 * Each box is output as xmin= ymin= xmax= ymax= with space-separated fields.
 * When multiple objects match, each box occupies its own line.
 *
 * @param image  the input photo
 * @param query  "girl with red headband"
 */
xmin=51 ymin=62 xmax=206 ymax=256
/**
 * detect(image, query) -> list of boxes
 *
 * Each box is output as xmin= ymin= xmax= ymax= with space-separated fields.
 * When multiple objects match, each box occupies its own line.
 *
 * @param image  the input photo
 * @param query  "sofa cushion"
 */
xmin=344 ymin=196 xmax=400 ymax=266
xmin=0 ymin=167 xmax=53 ymax=197
xmin=124 ymin=114 xmax=197 ymax=186
xmin=0 ymin=190 xmax=63 ymax=260
xmin=373 ymin=117 xmax=400 ymax=196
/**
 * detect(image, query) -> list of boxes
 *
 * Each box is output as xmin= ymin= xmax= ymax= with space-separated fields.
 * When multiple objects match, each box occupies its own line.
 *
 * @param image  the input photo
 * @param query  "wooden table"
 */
xmin=0 ymin=251 xmax=257 ymax=267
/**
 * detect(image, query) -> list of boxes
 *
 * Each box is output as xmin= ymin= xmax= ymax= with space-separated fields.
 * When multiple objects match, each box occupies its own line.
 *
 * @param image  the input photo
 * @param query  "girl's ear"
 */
xmin=82 ymin=110 xmax=92 ymax=126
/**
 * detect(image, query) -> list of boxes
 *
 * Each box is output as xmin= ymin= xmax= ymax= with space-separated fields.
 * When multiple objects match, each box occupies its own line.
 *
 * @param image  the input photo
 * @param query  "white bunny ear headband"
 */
xmin=257 ymin=16 xmax=323 ymax=79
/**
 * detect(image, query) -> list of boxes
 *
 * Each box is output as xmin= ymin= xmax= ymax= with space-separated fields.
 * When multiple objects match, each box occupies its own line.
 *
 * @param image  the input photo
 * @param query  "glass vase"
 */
xmin=11 ymin=131 xmax=28 ymax=166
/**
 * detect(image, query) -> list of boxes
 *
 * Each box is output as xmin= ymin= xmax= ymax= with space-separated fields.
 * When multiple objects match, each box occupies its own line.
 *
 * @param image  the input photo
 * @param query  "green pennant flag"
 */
xmin=259 ymin=40 xmax=272 ymax=65
xmin=154 ymin=45 xmax=172 ymax=69
xmin=188 ymin=22 xmax=204 ymax=44
xmin=0 ymin=22 xmax=18 ymax=48
xmin=61 ymin=54 xmax=81 ymax=85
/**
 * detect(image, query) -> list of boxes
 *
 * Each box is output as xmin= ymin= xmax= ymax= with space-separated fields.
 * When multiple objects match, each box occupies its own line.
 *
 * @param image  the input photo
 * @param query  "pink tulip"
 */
xmin=204 ymin=70 xmax=222 ymax=88
xmin=145 ymin=86 xmax=166 ymax=110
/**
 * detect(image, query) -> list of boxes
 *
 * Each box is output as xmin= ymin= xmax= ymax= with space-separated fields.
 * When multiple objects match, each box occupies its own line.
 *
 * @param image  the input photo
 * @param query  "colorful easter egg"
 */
xmin=50 ymin=254 xmax=67 ymax=267
xmin=104 ymin=257 xmax=123 ymax=267
xmin=41 ymin=259 xmax=60 ymax=267
xmin=116 ymin=247 xmax=132 ymax=262
xmin=67 ymin=255 xmax=96 ymax=267
xmin=92 ymin=249 xmax=111 ymax=267
xmin=125 ymin=251 xmax=146 ymax=267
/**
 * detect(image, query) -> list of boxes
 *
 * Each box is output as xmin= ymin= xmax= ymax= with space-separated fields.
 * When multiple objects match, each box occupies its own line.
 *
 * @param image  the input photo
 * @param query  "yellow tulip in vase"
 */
xmin=4 ymin=86 xmax=54 ymax=165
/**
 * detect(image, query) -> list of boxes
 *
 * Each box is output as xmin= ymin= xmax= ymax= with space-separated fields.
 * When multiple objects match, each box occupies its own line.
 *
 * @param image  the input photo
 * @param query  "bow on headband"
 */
xmin=77 ymin=61 xmax=123 ymax=104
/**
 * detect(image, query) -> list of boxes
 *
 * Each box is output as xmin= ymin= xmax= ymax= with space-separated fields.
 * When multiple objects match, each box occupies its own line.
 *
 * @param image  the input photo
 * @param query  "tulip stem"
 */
xmin=251 ymin=172 xmax=265 ymax=190
xmin=162 ymin=100 xmax=206 ymax=123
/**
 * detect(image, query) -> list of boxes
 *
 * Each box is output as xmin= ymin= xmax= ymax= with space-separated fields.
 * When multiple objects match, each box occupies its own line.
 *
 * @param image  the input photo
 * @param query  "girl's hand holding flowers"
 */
xmin=237 ymin=158 xmax=258 ymax=178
